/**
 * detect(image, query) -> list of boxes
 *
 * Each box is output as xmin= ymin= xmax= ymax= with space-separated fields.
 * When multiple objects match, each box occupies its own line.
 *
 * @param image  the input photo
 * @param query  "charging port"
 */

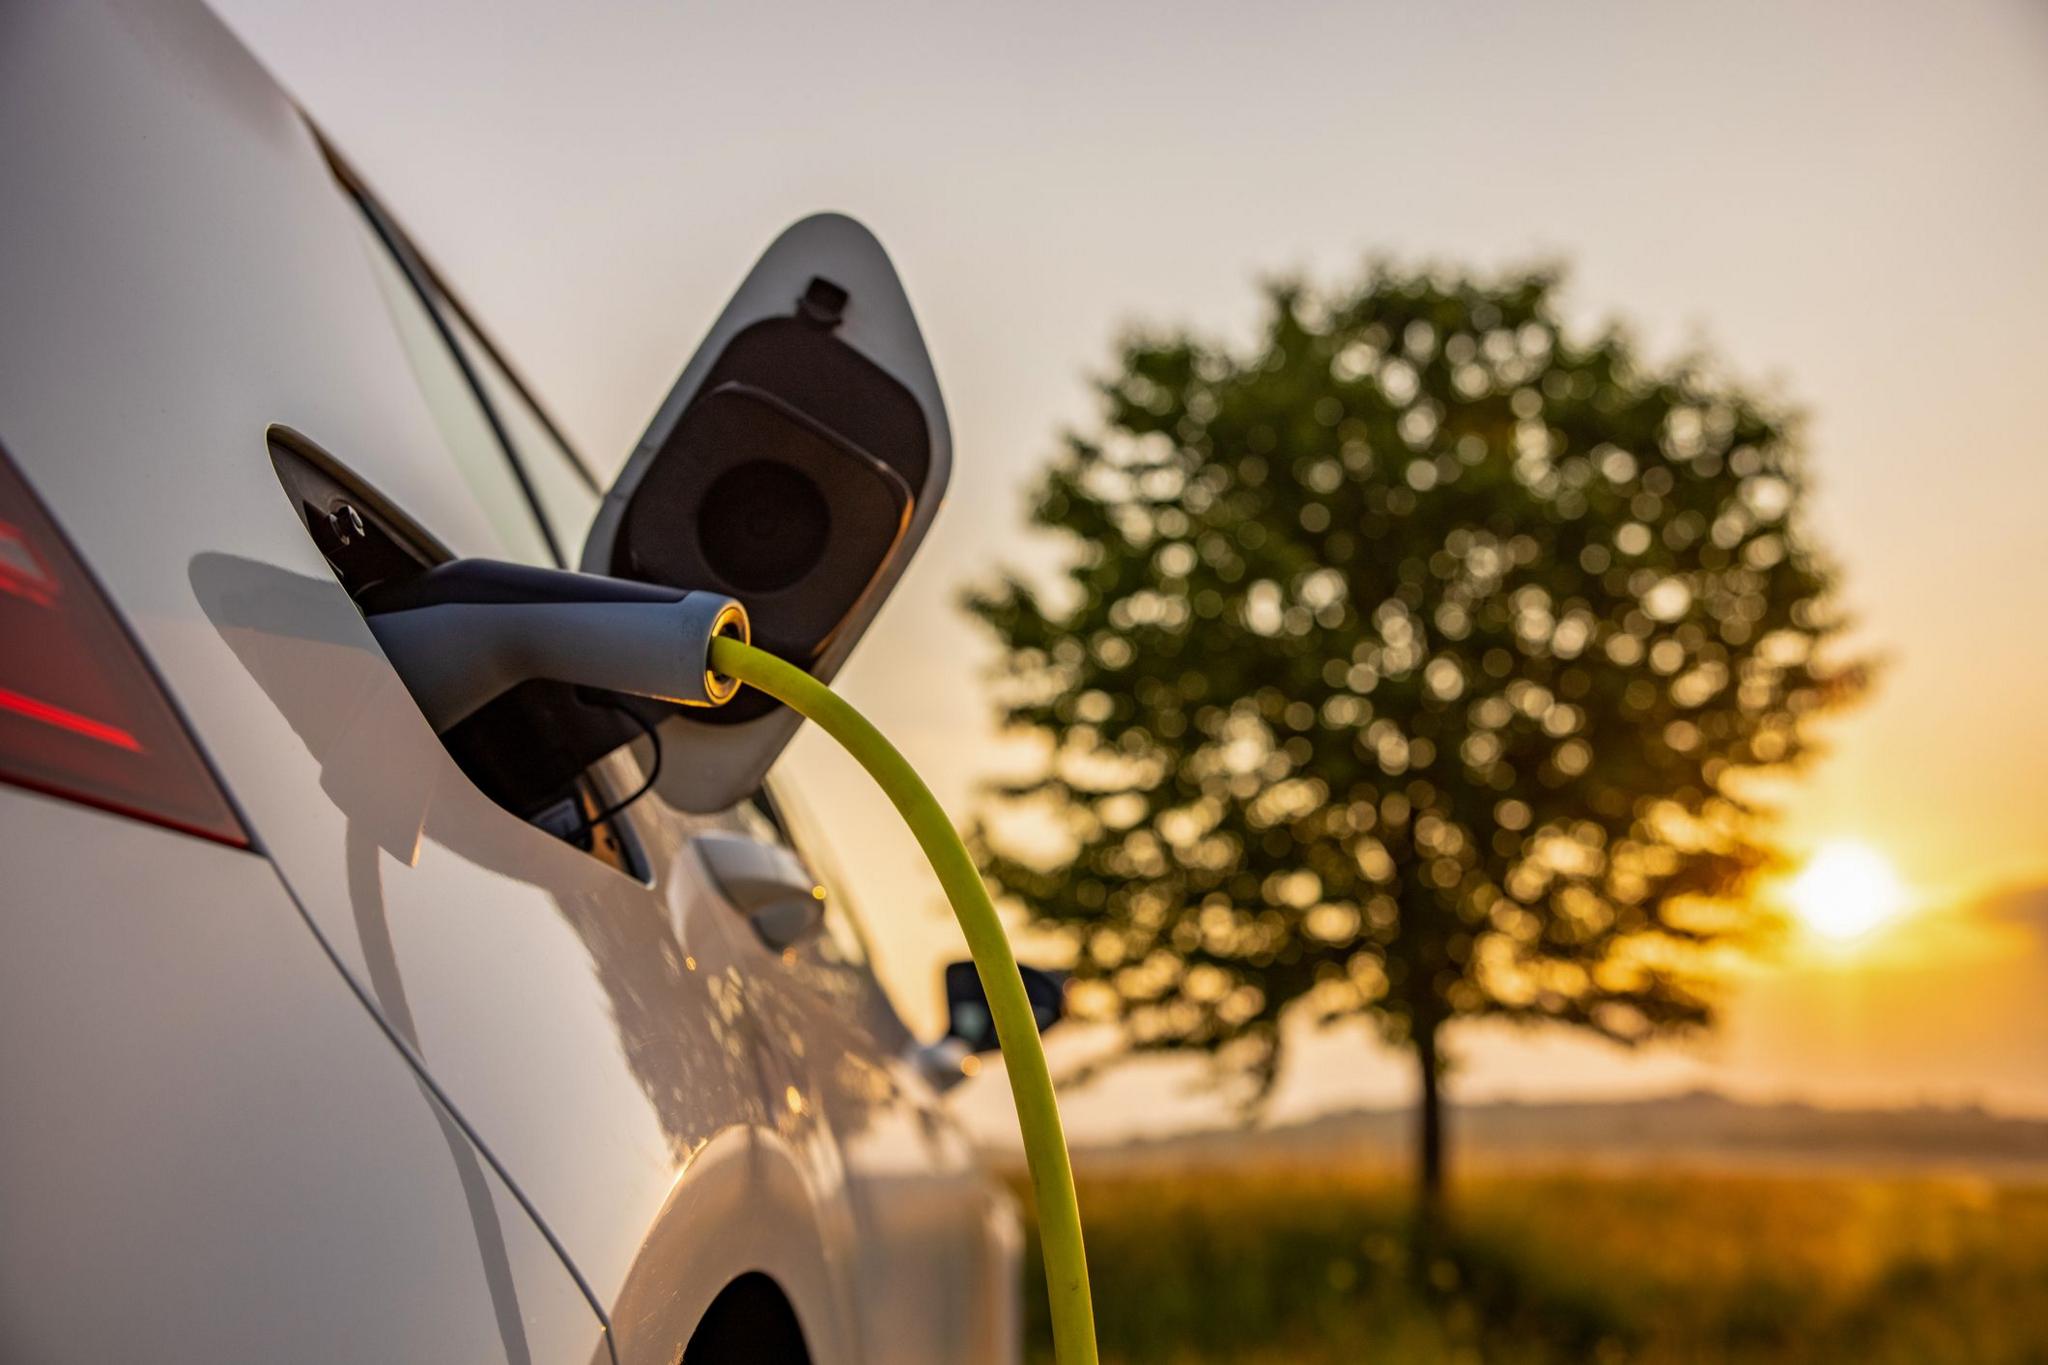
xmin=270 ymin=431 xmax=653 ymax=872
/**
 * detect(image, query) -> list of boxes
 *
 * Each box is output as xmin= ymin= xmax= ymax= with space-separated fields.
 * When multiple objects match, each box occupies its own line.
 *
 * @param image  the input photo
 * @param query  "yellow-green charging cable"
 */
xmin=710 ymin=635 xmax=1099 ymax=1365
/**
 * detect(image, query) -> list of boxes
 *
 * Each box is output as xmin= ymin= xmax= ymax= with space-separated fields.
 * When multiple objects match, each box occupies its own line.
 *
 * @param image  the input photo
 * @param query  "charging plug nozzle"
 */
xmin=361 ymin=559 xmax=747 ymax=732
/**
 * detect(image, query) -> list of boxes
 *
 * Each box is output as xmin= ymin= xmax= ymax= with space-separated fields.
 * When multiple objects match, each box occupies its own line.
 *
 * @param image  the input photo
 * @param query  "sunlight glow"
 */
xmin=1784 ymin=841 xmax=1911 ymax=942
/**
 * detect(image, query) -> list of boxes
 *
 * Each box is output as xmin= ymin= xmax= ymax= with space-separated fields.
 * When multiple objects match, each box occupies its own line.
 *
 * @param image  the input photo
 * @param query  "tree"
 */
xmin=966 ymin=264 xmax=1863 ymax=1220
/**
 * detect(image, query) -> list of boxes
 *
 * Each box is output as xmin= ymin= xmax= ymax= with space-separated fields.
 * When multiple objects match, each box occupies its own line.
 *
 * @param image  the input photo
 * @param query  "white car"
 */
xmin=0 ymin=2 xmax=1033 ymax=1361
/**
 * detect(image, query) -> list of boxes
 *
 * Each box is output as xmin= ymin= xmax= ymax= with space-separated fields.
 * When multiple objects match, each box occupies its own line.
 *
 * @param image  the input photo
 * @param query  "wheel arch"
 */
xmin=606 ymin=1125 xmax=857 ymax=1365
xmin=681 ymin=1272 xmax=812 ymax=1365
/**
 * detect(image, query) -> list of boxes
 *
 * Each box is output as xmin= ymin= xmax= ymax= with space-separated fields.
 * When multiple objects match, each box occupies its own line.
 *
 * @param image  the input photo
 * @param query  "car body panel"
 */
xmin=5 ymin=0 xmax=798 ymax=1339
xmin=0 ymin=787 xmax=605 ymax=1365
xmin=0 ymin=1 xmax=1016 ymax=1360
xmin=179 ymin=547 xmax=865 ymax=1355
xmin=749 ymin=929 xmax=1024 ymax=1363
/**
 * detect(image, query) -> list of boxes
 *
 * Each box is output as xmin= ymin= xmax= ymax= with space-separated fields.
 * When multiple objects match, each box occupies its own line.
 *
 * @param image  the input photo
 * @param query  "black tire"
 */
xmin=681 ymin=1274 xmax=811 ymax=1365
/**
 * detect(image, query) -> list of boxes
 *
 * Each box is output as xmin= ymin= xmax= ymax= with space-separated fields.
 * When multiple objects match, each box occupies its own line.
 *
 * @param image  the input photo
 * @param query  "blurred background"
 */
xmin=214 ymin=2 xmax=2048 ymax=1359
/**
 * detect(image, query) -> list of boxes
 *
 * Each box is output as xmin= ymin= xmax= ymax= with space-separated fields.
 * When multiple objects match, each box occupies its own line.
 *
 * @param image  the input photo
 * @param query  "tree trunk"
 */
xmin=1412 ymin=1021 xmax=1446 ymax=1266
xmin=1416 ymin=1025 xmax=1444 ymax=1211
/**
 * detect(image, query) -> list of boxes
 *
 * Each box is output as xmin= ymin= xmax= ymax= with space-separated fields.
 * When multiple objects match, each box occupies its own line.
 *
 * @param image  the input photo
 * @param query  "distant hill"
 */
xmin=1045 ymin=1090 xmax=2048 ymax=1176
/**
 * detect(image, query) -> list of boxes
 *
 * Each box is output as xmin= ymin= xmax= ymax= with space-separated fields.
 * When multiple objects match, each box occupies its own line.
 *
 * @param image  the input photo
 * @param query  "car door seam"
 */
xmin=261 ymin=857 xmax=621 ymax=1362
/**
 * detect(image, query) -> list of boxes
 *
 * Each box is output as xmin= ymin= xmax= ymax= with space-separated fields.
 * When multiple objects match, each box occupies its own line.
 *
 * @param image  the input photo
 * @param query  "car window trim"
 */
xmin=316 ymin=130 xmax=606 ymax=563
xmin=316 ymin=132 xmax=602 ymax=489
xmin=347 ymin=186 xmax=565 ymax=566
xmin=403 ymin=257 xmax=599 ymax=500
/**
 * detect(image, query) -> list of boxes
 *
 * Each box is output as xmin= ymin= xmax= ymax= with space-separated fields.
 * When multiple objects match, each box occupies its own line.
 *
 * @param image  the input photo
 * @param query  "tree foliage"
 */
xmin=967 ymin=265 xmax=1863 ymax=1111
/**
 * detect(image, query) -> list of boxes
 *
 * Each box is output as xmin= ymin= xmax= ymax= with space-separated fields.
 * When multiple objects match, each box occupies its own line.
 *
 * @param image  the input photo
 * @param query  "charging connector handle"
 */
xmin=363 ymin=559 xmax=747 ymax=732
xmin=709 ymin=635 xmax=1099 ymax=1365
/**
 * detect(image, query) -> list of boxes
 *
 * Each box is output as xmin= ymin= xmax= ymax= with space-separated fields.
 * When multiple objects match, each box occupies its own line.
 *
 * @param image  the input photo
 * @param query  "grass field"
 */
xmin=1014 ymin=1164 xmax=2048 ymax=1364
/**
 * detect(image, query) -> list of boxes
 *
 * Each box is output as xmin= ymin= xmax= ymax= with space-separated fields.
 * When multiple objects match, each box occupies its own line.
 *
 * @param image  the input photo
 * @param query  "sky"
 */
xmin=212 ymin=0 xmax=2048 ymax=1132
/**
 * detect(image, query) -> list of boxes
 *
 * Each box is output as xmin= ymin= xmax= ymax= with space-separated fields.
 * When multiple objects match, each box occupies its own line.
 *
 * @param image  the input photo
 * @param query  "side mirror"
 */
xmin=943 ymin=959 xmax=1065 ymax=1055
xmin=584 ymin=214 xmax=951 ymax=813
xmin=693 ymin=832 xmax=826 ymax=951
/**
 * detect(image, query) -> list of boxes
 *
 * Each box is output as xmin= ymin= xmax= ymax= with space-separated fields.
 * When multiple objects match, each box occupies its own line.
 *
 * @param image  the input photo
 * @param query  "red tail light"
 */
xmin=0 ymin=444 xmax=248 ymax=848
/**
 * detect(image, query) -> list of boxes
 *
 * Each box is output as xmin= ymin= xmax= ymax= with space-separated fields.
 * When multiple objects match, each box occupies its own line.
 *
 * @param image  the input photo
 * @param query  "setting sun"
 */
xmin=1784 ymin=842 xmax=1912 ymax=942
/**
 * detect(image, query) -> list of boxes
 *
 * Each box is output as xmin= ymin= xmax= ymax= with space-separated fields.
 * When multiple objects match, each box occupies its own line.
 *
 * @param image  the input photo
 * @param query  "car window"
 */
xmin=439 ymin=306 xmax=602 ymax=565
xmin=349 ymin=207 xmax=556 ymax=566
